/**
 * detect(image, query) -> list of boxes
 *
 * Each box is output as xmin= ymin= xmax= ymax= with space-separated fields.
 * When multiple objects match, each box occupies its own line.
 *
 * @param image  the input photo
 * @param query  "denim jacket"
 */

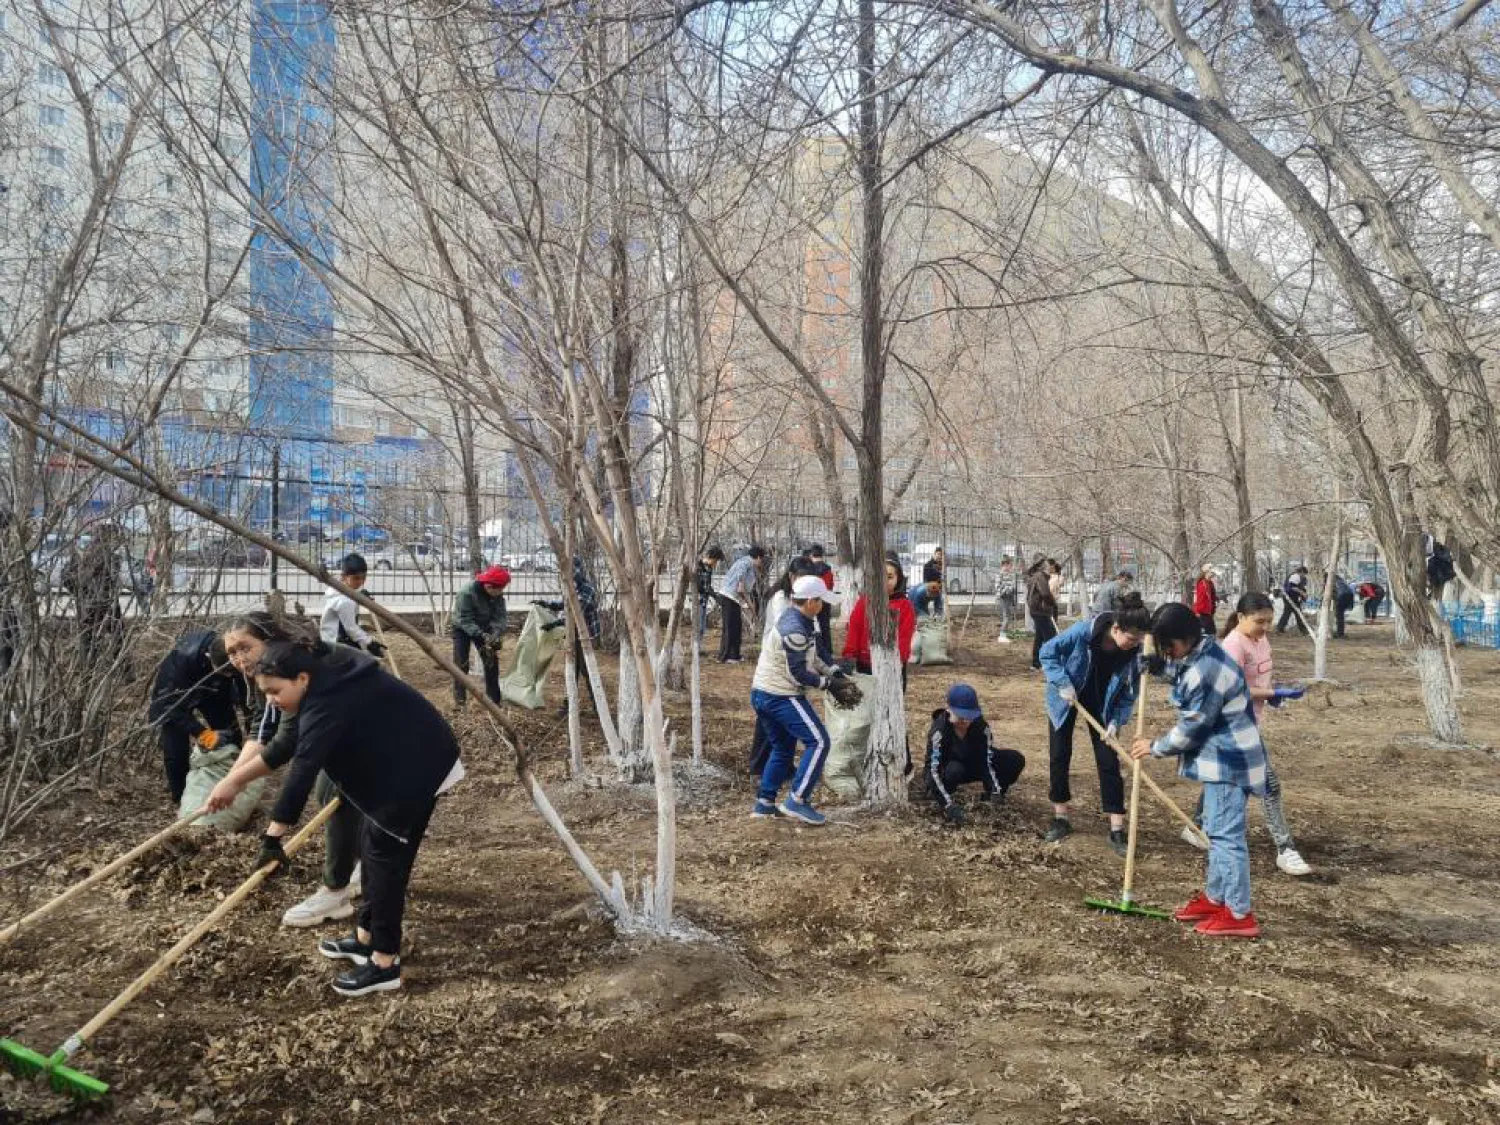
xmin=1039 ymin=615 xmax=1139 ymax=731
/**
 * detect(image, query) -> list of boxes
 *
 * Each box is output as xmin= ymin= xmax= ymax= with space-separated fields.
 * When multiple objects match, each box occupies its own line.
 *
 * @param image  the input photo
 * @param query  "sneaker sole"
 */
xmin=318 ymin=945 xmax=372 ymax=966
xmin=777 ymin=806 xmax=825 ymax=826
xmin=332 ymin=976 xmax=402 ymax=997
xmin=282 ymin=902 xmax=355 ymax=928
xmin=750 ymin=810 xmax=783 ymax=819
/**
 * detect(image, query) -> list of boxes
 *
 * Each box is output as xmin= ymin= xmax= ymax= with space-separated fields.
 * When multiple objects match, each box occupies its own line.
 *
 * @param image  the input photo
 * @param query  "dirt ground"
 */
xmin=4 ymin=615 xmax=1500 ymax=1124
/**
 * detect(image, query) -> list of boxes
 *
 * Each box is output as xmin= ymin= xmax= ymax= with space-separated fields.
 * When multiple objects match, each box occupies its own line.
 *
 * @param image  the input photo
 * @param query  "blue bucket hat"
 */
xmin=946 ymin=683 xmax=982 ymax=721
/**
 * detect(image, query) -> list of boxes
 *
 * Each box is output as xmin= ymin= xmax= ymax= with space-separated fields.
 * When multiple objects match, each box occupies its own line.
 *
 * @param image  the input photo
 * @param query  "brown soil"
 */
xmin=4 ymin=621 xmax=1500 ymax=1124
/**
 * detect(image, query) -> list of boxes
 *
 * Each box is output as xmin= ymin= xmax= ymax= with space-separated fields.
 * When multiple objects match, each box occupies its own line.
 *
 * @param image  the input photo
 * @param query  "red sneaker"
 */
xmin=1195 ymin=910 xmax=1261 ymax=939
xmin=1173 ymin=892 xmax=1224 ymax=923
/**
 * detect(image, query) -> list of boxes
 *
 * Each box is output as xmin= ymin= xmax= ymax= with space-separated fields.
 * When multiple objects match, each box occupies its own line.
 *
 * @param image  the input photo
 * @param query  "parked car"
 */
xmin=178 ymin=535 xmax=267 ymax=569
xmin=367 ymin=542 xmax=446 ymax=571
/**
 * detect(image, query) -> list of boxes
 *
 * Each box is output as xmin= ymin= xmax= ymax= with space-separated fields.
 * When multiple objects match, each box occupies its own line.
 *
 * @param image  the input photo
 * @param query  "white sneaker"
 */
xmin=1276 ymin=848 xmax=1312 ymax=876
xmin=995 ymin=635 xmax=1013 ymax=644
xmin=1180 ymin=824 xmax=1210 ymax=851
xmin=347 ymin=862 xmax=363 ymax=899
xmin=281 ymin=885 xmax=354 ymax=928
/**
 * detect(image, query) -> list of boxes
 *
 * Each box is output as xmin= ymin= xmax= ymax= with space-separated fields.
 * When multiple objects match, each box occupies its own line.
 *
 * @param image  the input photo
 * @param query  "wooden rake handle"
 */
xmin=51 ymin=797 xmax=342 ymax=1066
xmin=1121 ymin=642 xmax=1150 ymax=897
xmin=370 ymin=612 xmax=402 ymax=681
xmin=0 ymin=807 xmax=212 ymax=946
xmin=1071 ymin=698 xmax=1210 ymax=848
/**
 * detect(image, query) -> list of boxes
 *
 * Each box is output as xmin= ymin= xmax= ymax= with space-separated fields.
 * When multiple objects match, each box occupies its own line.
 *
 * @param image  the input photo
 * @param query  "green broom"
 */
xmin=2 ymin=798 xmax=340 ymax=1101
xmin=1084 ymin=638 xmax=1173 ymax=921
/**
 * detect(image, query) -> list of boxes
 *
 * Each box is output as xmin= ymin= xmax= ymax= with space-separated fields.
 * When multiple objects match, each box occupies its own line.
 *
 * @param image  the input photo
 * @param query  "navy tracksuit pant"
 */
xmin=751 ymin=688 xmax=830 ymax=805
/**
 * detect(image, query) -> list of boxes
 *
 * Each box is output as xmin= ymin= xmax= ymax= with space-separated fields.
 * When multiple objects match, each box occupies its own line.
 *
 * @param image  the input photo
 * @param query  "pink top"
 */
xmin=1221 ymin=630 xmax=1272 ymax=719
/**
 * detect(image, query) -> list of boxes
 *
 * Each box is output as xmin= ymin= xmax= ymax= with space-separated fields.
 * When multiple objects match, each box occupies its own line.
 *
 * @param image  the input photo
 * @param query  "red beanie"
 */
xmin=476 ymin=565 xmax=511 ymax=589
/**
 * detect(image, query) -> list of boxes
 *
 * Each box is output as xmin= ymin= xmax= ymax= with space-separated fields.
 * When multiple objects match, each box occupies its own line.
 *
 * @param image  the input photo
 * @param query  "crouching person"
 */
xmin=926 ymin=684 xmax=1025 ymax=825
xmin=206 ymin=638 xmax=463 ymax=996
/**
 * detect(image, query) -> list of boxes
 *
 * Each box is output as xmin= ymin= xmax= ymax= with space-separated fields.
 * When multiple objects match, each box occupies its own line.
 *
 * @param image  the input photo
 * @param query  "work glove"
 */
xmin=1057 ymin=685 xmax=1077 ymax=705
xmin=943 ymin=803 xmax=967 ymax=826
xmin=255 ymin=833 xmax=289 ymax=877
xmin=1105 ymin=723 xmax=1119 ymax=740
xmin=836 ymin=658 xmax=858 ymax=676
xmin=1270 ymin=684 xmax=1307 ymax=708
xmin=827 ymin=673 xmax=863 ymax=709
xmin=195 ymin=729 xmax=236 ymax=751
xmin=1145 ymin=653 xmax=1168 ymax=678
xmin=533 ymin=599 xmax=565 ymax=612
xmin=484 ymin=633 xmax=505 ymax=654
xmin=365 ymin=639 xmax=389 ymax=659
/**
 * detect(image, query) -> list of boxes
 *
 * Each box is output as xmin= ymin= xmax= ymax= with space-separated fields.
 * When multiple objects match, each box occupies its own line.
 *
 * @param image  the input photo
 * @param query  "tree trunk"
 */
xmin=853 ymin=0 xmax=905 ymax=807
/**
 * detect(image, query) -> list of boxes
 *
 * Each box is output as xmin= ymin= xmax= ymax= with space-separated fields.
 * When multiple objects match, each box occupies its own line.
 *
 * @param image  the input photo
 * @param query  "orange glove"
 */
xmin=195 ymin=729 xmax=220 ymax=750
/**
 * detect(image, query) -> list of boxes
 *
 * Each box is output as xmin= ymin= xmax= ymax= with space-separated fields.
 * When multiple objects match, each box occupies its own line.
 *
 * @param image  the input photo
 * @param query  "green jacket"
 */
xmin=454 ymin=581 xmax=507 ymax=640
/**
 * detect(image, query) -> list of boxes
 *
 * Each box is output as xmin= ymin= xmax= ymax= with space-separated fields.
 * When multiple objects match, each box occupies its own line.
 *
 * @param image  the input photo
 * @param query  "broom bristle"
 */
xmin=0 ymin=1039 xmax=49 ymax=1079
xmin=48 ymin=1063 xmax=109 ymax=1100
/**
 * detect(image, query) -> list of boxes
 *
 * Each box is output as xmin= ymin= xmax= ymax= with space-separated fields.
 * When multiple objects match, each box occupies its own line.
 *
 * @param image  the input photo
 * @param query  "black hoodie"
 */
xmin=266 ymin=647 xmax=459 ymax=838
xmin=149 ymin=630 xmax=247 ymax=738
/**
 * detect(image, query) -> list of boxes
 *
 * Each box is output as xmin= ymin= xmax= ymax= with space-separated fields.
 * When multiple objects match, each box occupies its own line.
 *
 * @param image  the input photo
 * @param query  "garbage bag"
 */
xmin=916 ymin=617 xmax=951 ymax=665
xmin=821 ymin=672 xmax=875 ymax=799
xmin=179 ymin=744 xmax=266 ymax=833
xmin=500 ymin=603 xmax=565 ymax=709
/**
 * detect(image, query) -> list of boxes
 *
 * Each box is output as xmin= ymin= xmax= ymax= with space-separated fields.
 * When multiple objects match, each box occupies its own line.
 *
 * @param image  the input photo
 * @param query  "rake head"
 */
xmin=1084 ymin=896 xmax=1173 ymax=921
xmin=0 ymin=1039 xmax=109 ymax=1101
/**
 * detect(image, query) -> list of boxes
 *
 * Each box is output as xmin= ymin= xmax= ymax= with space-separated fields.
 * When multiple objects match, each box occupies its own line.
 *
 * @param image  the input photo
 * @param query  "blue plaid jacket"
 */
xmin=1149 ymin=637 xmax=1267 ymax=794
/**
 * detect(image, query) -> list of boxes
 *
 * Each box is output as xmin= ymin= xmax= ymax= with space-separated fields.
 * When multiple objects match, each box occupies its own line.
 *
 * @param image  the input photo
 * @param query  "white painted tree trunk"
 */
xmin=1414 ymin=643 xmax=1463 ymax=743
xmin=840 ymin=565 xmax=862 ymax=622
xmin=690 ymin=631 xmax=703 ymax=766
xmin=565 ymin=618 xmax=585 ymax=777
xmin=578 ymin=636 xmax=621 ymax=757
xmin=615 ymin=639 xmax=647 ymax=781
xmin=862 ymin=642 xmax=909 ymax=805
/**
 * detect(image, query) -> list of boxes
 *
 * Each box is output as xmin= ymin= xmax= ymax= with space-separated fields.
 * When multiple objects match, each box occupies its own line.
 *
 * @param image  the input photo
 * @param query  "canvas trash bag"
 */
xmin=821 ymin=672 xmax=875 ymax=799
xmin=179 ymin=744 xmax=266 ymax=832
xmin=500 ymin=603 xmax=565 ymax=709
xmin=916 ymin=617 xmax=951 ymax=665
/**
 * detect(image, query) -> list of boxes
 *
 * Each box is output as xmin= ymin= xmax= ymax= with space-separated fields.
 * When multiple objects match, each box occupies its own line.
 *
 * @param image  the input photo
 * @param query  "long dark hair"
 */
xmin=254 ymin=638 xmax=332 ymax=680
xmin=1221 ymin=592 xmax=1275 ymax=638
xmin=229 ymin=610 xmax=317 ymax=646
xmin=886 ymin=556 xmax=908 ymax=598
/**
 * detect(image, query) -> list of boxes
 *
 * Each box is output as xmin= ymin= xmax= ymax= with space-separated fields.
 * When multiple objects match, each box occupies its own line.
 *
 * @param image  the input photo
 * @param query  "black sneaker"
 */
xmin=332 ymin=958 xmax=402 ymax=997
xmin=1043 ymin=817 xmax=1073 ymax=843
xmin=318 ymin=934 xmax=373 ymax=965
xmin=1108 ymin=829 xmax=1128 ymax=857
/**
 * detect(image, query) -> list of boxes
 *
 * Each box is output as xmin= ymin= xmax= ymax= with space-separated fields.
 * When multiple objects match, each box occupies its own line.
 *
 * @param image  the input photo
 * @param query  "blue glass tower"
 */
xmin=247 ymin=0 xmax=335 ymax=438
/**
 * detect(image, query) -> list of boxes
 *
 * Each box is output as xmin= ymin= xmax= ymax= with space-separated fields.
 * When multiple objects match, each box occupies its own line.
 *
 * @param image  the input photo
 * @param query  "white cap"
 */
xmin=792 ymin=575 xmax=839 ymax=602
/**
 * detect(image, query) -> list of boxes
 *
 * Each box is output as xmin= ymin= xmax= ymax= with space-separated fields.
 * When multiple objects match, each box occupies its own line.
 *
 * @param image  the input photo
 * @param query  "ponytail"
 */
xmin=1221 ymin=591 xmax=1275 ymax=638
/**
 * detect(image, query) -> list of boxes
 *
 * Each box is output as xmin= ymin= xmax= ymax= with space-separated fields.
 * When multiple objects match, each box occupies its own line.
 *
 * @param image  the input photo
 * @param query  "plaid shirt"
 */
xmin=1150 ymin=637 xmax=1267 ymax=794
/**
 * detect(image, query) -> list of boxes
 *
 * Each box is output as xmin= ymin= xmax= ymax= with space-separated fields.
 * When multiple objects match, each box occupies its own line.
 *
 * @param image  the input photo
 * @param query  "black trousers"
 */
xmin=161 ymin=727 xmax=193 ymax=805
xmin=1335 ymin=594 xmax=1354 ymax=637
xmin=1031 ymin=614 xmax=1057 ymax=669
xmin=451 ymin=631 xmax=500 ymax=704
xmin=1197 ymin=612 xmax=1216 ymax=638
xmin=1276 ymin=599 xmax=1308 ymax=635
xmin=1048 ymin=709 xmax=1125 ymax=815
xmin=358 ymin=799 xmax=436 ymax=955
xmin=716 ymin=594 xmax=744 ymax=661
xmin=930 ymin=747 xmax=1026 ymax=807
xmin=1363 ymin=597 xmax=1381 ymax=622
xmin=816 ymin=603 xmax=832 ymax=649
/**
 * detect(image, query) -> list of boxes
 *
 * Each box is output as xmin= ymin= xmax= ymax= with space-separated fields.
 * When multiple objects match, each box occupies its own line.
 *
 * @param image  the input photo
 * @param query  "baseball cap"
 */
xmin=791 ymin=574 xmax=838 ymax=602
xmin=946 ymin=683 xmax=982 ymax=721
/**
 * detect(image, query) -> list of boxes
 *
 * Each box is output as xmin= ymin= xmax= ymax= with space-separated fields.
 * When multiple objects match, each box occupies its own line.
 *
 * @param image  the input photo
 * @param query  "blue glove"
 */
xmin=1272 ymin=684 xmax=1306 ymax=704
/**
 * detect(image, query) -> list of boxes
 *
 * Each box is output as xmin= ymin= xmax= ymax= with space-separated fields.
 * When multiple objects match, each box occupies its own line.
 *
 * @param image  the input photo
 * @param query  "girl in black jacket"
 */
xmin=207 ymin=639 xmax=463 ymax=997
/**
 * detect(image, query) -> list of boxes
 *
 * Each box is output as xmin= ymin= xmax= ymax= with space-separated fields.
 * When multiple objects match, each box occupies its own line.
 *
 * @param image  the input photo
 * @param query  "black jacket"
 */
xmin=266 ymin=648 xmax=459 ymax=839
xmin=924 ymin=710 xmax=1002 ymax=808
xmin=149 ymin=630 xmax=247 ymax=738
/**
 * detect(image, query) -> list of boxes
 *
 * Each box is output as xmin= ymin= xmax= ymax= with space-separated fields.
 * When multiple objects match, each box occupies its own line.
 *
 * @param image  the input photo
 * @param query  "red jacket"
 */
xmin=1192 ymin=577 xmax=1218 ymax=616
xmin=842 ymin=593 xmax=916 ymax=669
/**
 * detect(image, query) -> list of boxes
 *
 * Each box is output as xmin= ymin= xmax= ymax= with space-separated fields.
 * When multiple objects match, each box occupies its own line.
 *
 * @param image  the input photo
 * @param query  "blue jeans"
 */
xmin=1202 ymin=782 xmax=1252 ymax=916
xmin=751 ymin=688 xmax=830 ymax=805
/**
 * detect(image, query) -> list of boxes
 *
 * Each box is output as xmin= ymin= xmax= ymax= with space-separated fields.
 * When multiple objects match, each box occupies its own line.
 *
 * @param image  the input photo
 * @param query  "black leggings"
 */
xmin=1277 ymin=599 xmax=1307 ymax=635
xmin=1031 ymin=614 xmax=1057 ymax=669
xmin=1047 ymin=709 xmax=1125 ymax=815
xmin=358 ymin=800 xmax=436 ymax=955
xmin=716 ymin=595 xmax=744 ymax=661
